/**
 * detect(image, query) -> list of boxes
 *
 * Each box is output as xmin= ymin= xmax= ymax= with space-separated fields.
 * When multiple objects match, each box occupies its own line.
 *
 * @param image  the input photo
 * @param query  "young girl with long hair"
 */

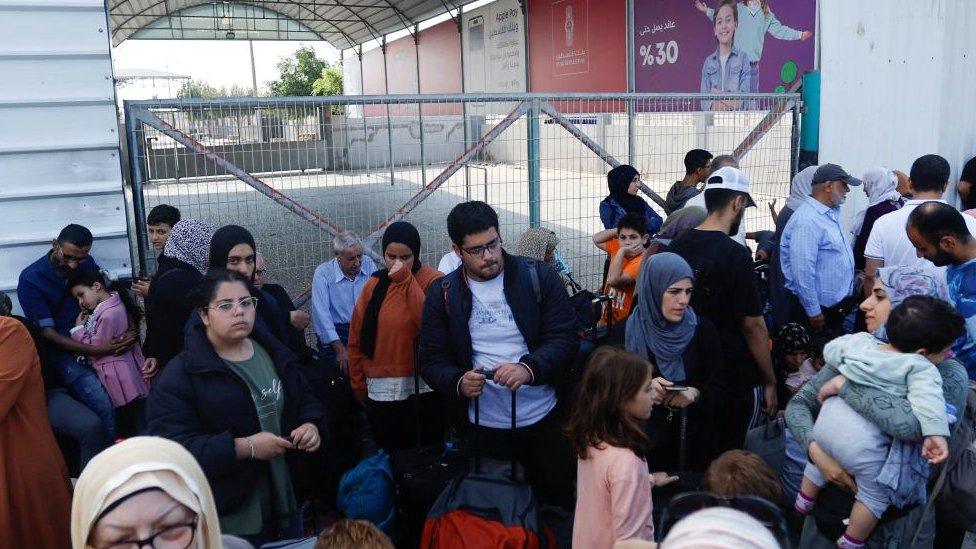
xmin=567 ymin=346 xmax=677 ymax=548
xmin=68 ymin=270 xmax=152 ymax=437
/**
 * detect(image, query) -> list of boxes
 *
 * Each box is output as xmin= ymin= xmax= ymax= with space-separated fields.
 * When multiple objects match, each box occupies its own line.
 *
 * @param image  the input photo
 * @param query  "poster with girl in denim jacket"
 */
xmin=700 ymin=0 xmax=751 ymax=110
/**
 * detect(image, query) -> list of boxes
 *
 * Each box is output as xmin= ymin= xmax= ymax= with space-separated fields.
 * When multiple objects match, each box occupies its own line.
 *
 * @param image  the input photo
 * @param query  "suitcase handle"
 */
xmin=473 ymin=388 xmax=518 ymax=481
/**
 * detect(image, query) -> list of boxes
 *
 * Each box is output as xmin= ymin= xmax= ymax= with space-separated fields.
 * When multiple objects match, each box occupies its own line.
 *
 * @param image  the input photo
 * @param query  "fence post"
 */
xmin=626 ymin=0 xmax=636 ymax=164
xmin=124 ymin=102 xmax=149 ymax=273
xmin=414 ymin=26 xmax=427 ymax=186
xmin=381 ymin=37 xmax=396 ymax=186
xmin=527 ymin=99 xmax=541 ymax=227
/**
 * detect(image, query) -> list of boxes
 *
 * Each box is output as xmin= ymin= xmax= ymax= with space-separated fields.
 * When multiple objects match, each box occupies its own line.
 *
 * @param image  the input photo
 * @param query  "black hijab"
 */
xmin=607 ymin=164 xmax=646 ymax=214
xmin=359 ymin=221 xmax=423 ymax=359
xmin=208 ymin=225 xmax=256 ymax=277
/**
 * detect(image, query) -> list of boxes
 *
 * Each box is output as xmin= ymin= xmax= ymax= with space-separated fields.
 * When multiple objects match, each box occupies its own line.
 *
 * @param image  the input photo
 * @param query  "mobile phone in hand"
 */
xmin=665 ymin=385 xmax=689 ymax=392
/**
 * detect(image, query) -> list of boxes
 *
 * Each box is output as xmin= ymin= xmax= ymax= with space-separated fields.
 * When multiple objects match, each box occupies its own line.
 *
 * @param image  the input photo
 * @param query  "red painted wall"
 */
xmin=361 ymin=46 xmax=387 ymax=117
xmin=384 ymin=34 xmax=420 ymax=116
xmin=527 ymin=0 xmax=627 ymax=93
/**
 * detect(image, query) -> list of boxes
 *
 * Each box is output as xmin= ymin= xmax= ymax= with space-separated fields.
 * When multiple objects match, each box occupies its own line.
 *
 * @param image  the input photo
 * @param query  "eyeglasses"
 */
xmin=461 ymin=237 xmax=503 ymax=257
xmin=57 ymin=245 xmax=89 ymax=263
xmin=99 ymin=518 xmax=197 ymax=549
xmin=207 ymin=296 xmax=258 ymax=313
xmin=658 ymin=492 xmax=791 ymax=548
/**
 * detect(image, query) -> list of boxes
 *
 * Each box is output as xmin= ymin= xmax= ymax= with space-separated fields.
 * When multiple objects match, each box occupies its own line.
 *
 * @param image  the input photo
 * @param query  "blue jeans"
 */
xmin=53 ymin=352 xmax=116 ymax=442
xmin=749 ymin=61 xmax=760 ymax=93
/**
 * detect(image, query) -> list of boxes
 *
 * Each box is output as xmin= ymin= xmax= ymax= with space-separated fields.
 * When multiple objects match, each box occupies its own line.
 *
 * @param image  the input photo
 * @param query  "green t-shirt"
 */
xmin=219 ymin=341 xmax=299 ymax=536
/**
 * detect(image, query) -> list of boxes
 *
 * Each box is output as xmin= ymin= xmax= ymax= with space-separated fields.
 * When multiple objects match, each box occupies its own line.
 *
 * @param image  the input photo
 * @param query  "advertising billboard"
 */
xmin=461 ymin=0 xmax=526 ymax=114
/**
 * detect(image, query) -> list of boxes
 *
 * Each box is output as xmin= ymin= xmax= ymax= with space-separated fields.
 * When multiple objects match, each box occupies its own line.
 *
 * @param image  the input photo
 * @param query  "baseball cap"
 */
xmin=813 ymin=163 xmax=862 ymax=186
xmin=704 ymin=166 xmax=756 ymax=207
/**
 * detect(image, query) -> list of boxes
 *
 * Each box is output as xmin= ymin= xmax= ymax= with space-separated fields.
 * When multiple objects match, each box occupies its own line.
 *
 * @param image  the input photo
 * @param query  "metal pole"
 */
xmin=414 ymin=26 xmax=427 ymax=186
xmin=527 ymin=99 xmax=541 ymax=227
xmin=249 ymin=40 xmax=258 ymax=95
xmin=791 ymin=102 xmax=800 ymax=176
xmin=382 ymin=36 xmax=396 ymax=187
xmin=458 ymin=5 xmax=469 ymax=191
xmin=520 ymin=0 xmax=531 ymax=90
xmin=625 ymin=0 xmax=636 ymax=164
xmin=359 ymin=46 xmax=370 ymax=176
xmin=124 ymin=102 xmax=149 ymax=272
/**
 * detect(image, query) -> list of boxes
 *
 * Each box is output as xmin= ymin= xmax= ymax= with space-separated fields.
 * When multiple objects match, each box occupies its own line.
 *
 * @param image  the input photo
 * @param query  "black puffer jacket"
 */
xmin=147 ymin=321 xmax=326 ymax=513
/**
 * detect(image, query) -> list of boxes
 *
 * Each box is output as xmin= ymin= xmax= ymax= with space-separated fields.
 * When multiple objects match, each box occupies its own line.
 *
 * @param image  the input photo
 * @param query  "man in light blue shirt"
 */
xmin=781 ymin=164 xmax=862 ymax=334
xmin=312 ymin=231 xmax=377 ymax=373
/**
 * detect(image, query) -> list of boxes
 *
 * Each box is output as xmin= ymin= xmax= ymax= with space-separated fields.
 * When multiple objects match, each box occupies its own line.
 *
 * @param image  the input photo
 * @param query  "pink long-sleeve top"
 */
xmin=70 ymin=292 xmax=149 ymax=407
xmin=572 ymin=443 xmax=655 ymax=549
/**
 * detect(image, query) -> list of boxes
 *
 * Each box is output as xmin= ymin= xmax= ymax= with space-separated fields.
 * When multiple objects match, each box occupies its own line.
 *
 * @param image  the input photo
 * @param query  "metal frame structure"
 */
xmin=125 ymin=91 xmax=800 ymax=278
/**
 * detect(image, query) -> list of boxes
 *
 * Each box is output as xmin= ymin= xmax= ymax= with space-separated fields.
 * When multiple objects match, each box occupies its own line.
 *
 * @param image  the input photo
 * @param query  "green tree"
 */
xmin=312 ymin=66 xmax=344 ymax=113
xmin=177 ymin=80 xmax=251 ymax=99
xmin=268 ymin=46 xmax=329 ymax=97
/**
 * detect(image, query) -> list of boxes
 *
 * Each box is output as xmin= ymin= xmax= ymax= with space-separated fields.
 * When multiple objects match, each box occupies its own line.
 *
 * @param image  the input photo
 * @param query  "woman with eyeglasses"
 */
xmin=147 ymin=269 xmax=325 ymax=545
xmin=71 ymin=437 xmax=245 ymax=549
xmin=348 ymin=221 xmax=444 ymax=452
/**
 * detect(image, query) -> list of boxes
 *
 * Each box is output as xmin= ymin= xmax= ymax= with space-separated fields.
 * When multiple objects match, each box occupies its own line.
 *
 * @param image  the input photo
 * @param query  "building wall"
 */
xmin=0 ymin=0 xmax=130 ymax=314
xmin=819 ymin=0 xmax=976 ymax=226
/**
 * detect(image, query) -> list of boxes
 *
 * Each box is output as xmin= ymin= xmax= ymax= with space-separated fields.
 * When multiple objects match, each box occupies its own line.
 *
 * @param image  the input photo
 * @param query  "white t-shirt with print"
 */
xmin=467 ymin=272 xmax=556 ymax=428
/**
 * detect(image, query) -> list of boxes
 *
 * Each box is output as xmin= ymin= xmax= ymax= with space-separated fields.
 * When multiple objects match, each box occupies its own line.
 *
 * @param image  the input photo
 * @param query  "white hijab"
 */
xmin=853 ymin=167 xmax=902 ymax=237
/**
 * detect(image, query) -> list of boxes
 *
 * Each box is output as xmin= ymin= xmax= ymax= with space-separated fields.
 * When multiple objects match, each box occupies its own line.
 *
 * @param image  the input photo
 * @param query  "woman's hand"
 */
xmin=651 ymin=472 xmax=680 ymax=487
xmin=247 ymin=432 xmax=294 ymax=460
xmin=76 ymin=310 xmax=89 ymax=327
xmin=650 ymin=377 xmax=671 ymax=405
xmin=289 ymin=309 xmax=311 ymax=330
xmin=817 ymin=375 xmax=848 ymax=404
xmin=808 ymin=441 xmax=857 ymax=493
xmin=290 ymin=422 xmax=321 ymax=452
xmin=664 ymin=387 xmax=700 ymax=409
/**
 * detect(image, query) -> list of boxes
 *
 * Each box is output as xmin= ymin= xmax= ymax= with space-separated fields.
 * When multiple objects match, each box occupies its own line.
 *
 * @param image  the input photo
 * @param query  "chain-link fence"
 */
xmin=124 ymin=92 xmax=799 ymax=302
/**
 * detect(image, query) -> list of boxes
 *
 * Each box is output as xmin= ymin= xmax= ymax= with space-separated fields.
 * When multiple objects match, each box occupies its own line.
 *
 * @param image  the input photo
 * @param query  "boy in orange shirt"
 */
xmin=593 ymin=212 xmax=650 ymax=325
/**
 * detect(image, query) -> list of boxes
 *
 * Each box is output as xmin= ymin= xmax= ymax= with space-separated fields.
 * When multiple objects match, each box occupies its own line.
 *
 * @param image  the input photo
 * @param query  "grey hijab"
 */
xmin=626 ymin=252 xmax=698 ymax=381
xmin=786 ymin=165 xmax=818 ymax=212
xmin=163 ymin=219 xmax=216 ymax=275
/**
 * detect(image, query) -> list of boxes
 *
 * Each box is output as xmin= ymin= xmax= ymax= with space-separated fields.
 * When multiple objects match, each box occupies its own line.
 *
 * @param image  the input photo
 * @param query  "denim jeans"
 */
xmin=53 ymin=352 xmax=117 ymax=441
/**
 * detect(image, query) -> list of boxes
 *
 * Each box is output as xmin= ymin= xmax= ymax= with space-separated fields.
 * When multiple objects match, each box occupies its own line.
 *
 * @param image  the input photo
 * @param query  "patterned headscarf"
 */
xmin=776 ymin=322 xmax=810 ymax=354
xmin=514 ymin=227 xmax=559 ymax=268
xmin=872 ymin=264 xmax=950 ymax=341
xmin=163 ymin=219 xmax=215 ymax=275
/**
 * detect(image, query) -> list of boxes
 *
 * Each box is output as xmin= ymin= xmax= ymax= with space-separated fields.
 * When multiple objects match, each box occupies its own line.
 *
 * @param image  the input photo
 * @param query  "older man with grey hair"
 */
xmin=312 ymin=231 xmax=377 ymax=373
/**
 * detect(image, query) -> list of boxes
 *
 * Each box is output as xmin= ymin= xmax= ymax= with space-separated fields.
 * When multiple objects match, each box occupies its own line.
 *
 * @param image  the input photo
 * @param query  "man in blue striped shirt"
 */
xmin=780 ymin=164 xmax=862 ymax=333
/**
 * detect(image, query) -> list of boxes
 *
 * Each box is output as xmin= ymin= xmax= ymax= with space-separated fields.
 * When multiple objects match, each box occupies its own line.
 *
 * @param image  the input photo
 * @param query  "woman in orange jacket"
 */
xmin=348 ymin=221 xmax=445 ymax=452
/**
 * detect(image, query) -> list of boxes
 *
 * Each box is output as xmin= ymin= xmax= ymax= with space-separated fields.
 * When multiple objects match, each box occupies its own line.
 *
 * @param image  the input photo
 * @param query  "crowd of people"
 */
xmin=3 ymin=146 xmax=976 ymax=549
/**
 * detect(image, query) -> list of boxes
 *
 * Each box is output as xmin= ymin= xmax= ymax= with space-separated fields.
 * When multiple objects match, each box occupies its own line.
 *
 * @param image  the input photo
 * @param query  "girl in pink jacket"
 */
xmin=69 ymin=270 xmax=151 ymax=437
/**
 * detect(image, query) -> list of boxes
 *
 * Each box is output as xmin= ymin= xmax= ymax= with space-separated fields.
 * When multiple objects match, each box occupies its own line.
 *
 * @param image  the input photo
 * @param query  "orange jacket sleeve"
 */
xmin=347 ymin=278 xmax=375 ymax=402
xmin=0 ymin=320 xmax=33 ymax=418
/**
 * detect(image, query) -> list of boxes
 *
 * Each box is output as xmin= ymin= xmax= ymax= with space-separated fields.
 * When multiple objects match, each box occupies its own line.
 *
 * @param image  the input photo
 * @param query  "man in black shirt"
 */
xmin=668 ymin=166 xmax=777 ymax=453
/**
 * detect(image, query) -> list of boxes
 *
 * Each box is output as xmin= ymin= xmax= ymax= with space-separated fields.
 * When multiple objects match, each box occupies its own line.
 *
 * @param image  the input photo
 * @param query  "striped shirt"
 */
xmin=780 ymin=195 xmax=855 ymax=317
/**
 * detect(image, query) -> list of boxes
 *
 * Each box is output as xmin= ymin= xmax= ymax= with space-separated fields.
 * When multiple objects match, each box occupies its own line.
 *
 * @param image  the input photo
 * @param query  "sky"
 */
xmin=112 ymin=40 xmax=339 ymax=97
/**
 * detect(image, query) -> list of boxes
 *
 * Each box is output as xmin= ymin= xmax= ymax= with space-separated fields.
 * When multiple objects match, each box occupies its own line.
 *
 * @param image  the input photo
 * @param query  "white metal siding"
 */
xmin=819 ymin=0 xmax=976 ymax=227
xmin=0 ymin=0 xmax=130 ymax=314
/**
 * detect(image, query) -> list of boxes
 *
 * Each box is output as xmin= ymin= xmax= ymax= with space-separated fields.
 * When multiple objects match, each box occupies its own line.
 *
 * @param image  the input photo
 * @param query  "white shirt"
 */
xmin=437 ymin=251 xmax=463 ymax=274
xmin=864 ymin=199 xmax=976 ymax=270
xmin=467 ymin=272 xmax=556 ymax=428
xmin=685 ymin=192 xmax=748 ymax=246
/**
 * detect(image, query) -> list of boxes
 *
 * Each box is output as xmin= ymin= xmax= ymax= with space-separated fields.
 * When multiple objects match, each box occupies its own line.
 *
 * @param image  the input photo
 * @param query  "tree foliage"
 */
xmin=268 ymin=46 xmax=330 ymax=97
xmin=177 ymin=80 xmax=251 ymax=99
xmin=312 ymin=66 xmax=343 ymax=97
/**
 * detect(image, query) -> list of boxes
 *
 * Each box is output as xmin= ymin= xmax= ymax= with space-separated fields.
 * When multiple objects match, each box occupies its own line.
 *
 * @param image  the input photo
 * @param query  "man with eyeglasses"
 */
xmin=17 ymin=224 xmax=135 ymax=465
xmin=420 ymin=201 xmax=579 ymax=509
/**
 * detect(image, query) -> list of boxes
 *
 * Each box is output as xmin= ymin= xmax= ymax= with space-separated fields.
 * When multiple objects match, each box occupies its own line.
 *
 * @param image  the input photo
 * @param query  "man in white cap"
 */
xmin=669 ymin=166 xmax=778 ymax=454
xmin=780 ymin=163 xmax=862 ymax=335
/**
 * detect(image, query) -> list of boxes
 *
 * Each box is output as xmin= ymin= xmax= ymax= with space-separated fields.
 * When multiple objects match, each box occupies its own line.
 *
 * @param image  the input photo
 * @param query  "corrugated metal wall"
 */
xmin=0 ymin=0 xmax=131 ymax=314
xmin=819 ymin=0 xmax=976 ymax=227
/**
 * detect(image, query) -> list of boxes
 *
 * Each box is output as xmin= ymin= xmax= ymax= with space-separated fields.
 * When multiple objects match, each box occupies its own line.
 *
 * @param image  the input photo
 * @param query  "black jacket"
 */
xmin=419 ymin=252 xmax=578 ymax=399
xmin=147 ymin=322 xmax=326 ymax=514
xmin=144 ymin=256 xmax=202 ymax=368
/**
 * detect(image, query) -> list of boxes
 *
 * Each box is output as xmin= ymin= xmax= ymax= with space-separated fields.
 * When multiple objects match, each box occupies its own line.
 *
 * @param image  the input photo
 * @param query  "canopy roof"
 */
xmin=109 ymin=0 xmax=480 ymax=48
